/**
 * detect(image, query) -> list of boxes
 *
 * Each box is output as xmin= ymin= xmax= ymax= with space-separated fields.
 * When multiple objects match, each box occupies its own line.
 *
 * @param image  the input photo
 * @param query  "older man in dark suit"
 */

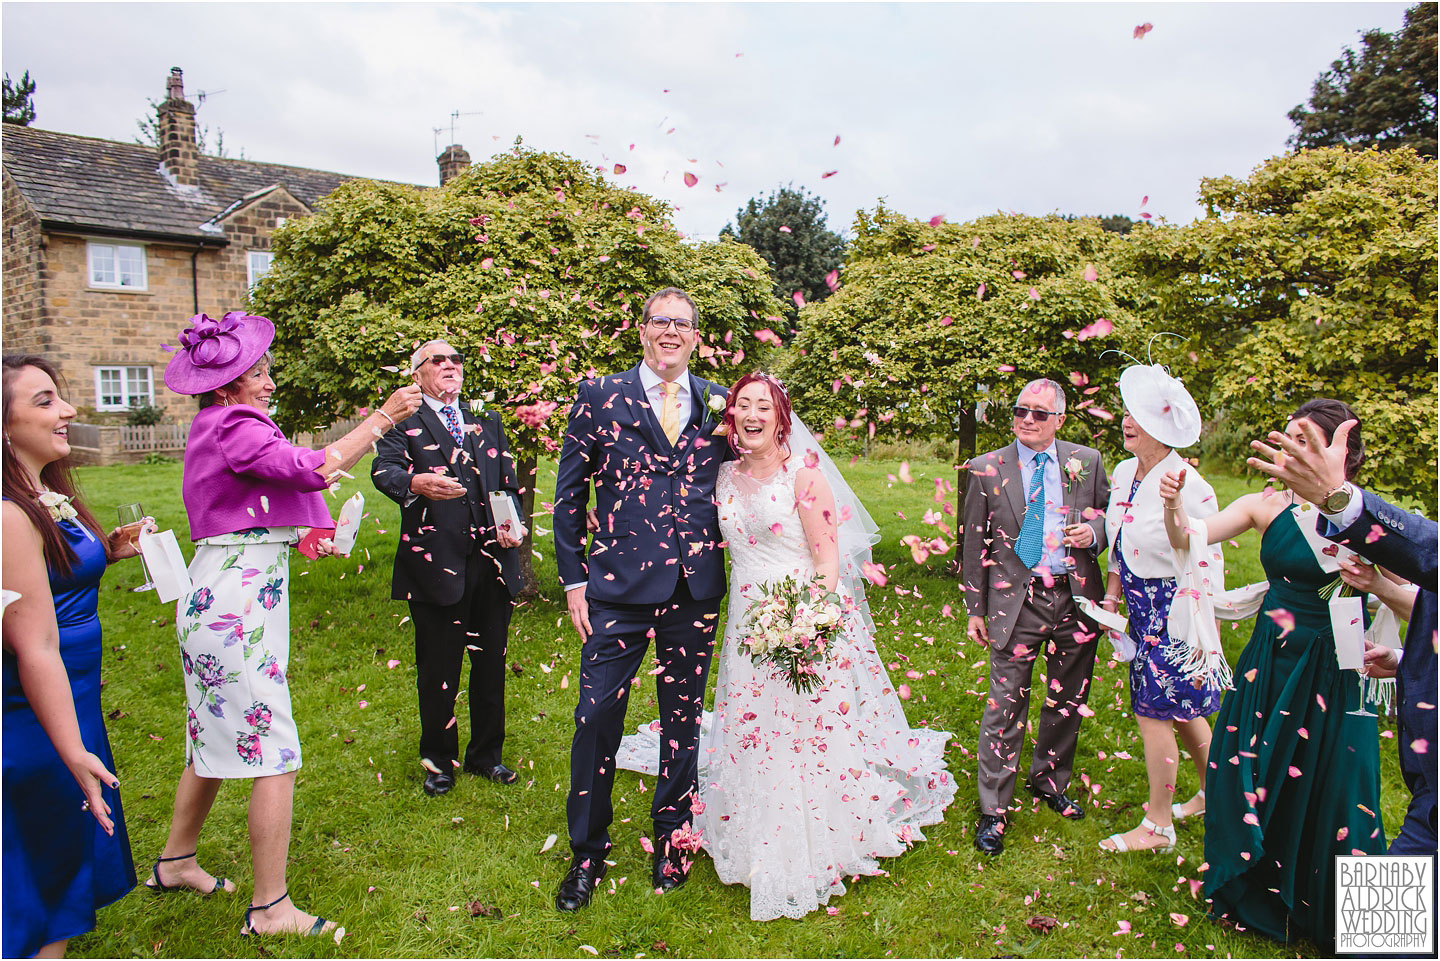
xmin=372 ymin=339 xmax=525 ymax=798
xmin=962 ymin=378 xmax=1110 ymax=856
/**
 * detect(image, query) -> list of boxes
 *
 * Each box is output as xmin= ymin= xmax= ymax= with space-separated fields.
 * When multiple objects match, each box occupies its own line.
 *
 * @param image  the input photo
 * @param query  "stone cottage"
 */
xmin=2 ymin=67 xmax=471 ymax=424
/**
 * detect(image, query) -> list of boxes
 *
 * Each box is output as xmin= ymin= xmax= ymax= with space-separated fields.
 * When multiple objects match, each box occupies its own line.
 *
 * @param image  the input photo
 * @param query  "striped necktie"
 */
xmin=1015 ymin=451 xmax=1048 ymax=570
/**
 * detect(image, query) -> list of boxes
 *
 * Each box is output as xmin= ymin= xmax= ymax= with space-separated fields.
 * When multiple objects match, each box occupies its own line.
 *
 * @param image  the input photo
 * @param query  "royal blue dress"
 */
xmin=3 ymin=515 xmax=135 ymax=957
xmin=1116 ymin=479 xmax=1225 ymax=721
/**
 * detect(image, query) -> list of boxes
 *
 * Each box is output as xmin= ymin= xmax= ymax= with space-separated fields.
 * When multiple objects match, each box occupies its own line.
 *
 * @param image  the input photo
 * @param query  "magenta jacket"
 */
xmin=182 ymin=405 xmax=333 ymax=540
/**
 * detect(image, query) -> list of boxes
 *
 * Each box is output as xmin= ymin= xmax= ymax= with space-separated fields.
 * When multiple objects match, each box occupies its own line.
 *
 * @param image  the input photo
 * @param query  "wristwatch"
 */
xmin=1319 ymin=482 xmax=1355 ymax=516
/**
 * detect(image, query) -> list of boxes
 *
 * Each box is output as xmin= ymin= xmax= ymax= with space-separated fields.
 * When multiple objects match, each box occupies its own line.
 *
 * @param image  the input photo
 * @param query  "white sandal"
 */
xmin=1099 ymin=816 xmax=1176 ymax=853
xmin=1171 ymin=789 xmax=1205 ymax=822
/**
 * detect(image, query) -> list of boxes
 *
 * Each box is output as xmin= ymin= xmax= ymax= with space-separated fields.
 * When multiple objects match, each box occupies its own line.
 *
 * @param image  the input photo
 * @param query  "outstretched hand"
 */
xmin=1247 ymin=418 xmax=1354 ymax=505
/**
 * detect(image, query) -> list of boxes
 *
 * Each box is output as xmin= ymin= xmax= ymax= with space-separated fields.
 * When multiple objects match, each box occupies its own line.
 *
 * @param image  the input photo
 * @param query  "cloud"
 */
xmin=3 ymin=2 xmax=1411 ymax=239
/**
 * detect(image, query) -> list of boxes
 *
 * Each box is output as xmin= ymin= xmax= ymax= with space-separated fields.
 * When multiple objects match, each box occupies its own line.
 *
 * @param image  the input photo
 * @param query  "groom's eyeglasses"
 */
xmin=646 ymin=315 xmax=696 ymax=333
xmin=1013 ymin=406 xmax=1056 ymax=423
xmin=424 ymin=353 xmax=465 ymax=367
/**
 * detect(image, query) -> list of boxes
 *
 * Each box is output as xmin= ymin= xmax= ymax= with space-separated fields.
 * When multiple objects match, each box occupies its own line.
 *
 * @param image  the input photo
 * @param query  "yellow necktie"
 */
xmin=659 ymin=381 xmax=682 ymax=446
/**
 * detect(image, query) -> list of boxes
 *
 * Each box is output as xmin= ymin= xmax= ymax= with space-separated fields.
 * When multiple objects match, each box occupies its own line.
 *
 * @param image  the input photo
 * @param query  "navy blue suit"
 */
xmin=554 ymin=365 xmax=729 ymax=858
xmin=1323 ymin=490 xmax=1437 ymax=854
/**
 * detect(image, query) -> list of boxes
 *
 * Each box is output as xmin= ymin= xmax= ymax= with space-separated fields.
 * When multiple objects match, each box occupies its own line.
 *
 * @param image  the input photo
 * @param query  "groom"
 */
xmin=552 ymin=287 xmax=730 ymax=912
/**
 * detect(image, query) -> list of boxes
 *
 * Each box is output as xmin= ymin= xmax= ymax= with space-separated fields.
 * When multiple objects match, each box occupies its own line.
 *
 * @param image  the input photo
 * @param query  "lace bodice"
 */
xmin=716 ymin=457 xmax=816 ymax=595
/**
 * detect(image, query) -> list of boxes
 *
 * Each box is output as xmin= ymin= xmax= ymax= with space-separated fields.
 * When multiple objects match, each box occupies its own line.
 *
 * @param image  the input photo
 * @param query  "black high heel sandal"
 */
xmin=145 ymin=851 xmax=232 ymax=895
xmin=239 ymin=890 xmax=331 ymax=937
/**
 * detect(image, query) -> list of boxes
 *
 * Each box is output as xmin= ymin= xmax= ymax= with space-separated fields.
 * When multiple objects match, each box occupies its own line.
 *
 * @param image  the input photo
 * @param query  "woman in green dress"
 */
xmin=1159 ymin=398 xmax=1385 ymax=954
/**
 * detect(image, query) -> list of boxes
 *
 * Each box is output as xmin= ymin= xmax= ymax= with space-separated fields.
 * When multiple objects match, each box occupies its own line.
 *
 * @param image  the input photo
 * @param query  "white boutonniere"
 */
xmin=699 ymin=384 xmax=729 ymax=435
xmin=37 ymin=490 xmax=78 ymax=522
xmin=1063 ymin=455 xmax=1089 ymax=491
xmin=468 ymin=398 xmax=485 ymax=415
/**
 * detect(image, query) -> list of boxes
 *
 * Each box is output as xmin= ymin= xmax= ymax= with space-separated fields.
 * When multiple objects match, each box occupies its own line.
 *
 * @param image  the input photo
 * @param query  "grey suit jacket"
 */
xmin=961 ymin=439 xmax=1110 ymax=646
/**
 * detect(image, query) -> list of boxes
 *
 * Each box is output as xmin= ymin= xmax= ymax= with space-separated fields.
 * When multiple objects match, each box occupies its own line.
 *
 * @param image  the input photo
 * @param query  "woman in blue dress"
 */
xmin=1098 ymin=364 xmax=1225 ymax=853
xmin=1 ymin=354 xmax=150 ymax=957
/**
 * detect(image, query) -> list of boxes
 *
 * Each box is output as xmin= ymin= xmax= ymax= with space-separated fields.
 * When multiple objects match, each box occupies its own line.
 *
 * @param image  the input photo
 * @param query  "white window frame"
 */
xmin=247 ymin=250 xmax=275 ymax=288
xmin=86 ymin=241 xmax=148 ymax=291
xmin=93 ymin=366 xmax=155 ymax=412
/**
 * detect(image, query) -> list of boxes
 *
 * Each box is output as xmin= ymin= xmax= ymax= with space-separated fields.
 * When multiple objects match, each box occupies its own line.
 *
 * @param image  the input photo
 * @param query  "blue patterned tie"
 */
xmin=1015 ymin=451 xmax=1048 ymax=570
xmin=441 ymin=405 xmax=464 ymax=446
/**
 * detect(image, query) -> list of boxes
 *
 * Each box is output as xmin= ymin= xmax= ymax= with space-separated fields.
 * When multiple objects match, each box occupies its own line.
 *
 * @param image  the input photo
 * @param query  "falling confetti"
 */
xmin=1134 ymin=22 xmax=1154 ymax=39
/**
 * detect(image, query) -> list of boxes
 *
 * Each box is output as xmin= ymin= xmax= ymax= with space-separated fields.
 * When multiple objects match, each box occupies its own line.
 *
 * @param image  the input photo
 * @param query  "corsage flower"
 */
xmin=38 ymin=490 xmax=78 ymax=522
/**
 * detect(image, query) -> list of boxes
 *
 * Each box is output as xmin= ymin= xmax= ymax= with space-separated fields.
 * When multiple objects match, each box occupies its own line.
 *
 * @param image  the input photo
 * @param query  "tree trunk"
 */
xmin=948 ymin=402 xmax=977 ymax=576
xmin=516 ymin=453 xmax=542 ymax=597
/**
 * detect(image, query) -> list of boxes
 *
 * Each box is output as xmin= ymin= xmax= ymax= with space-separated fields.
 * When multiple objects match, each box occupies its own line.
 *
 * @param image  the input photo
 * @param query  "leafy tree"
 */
xmin=250 ymin=143 xmax=783 ymax=590
xmin=719 ymin=185 xmax=845 ymax=325
xmin=778 ymin=207 xmax=1149 ymax=562
xmin=1126 ymin=146 xmax=1437 ymax=505
xmin=3 ymin=70 xmax=36 ymax=126
xmin=1288 ymin=3 xmax=1437 ymax=158
xmin=1063 ymin=213 xmax=1139 ymax=235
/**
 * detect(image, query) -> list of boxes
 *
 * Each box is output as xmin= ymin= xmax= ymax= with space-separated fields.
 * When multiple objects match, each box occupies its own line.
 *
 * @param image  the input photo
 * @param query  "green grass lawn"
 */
xmin=64 ymin=454 xmax=1408 ymax=958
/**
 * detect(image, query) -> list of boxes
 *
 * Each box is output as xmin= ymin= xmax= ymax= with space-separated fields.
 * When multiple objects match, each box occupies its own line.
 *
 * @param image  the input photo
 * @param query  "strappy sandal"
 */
xmin=1172 ymin=789 xmax=1206 ymax=822
xmin=1098 ymin=816 xmax=1176 ymax=853
xmin=144 ymin=852 xmax=233 ymax=895
xmin=239 ymin=890 xmax=332 ymax=937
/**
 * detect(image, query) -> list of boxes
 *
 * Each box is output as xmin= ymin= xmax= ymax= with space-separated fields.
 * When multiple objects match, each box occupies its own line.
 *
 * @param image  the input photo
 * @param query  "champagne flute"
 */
xmin=117 ymin=503 xmax=155 ymax=592
xmin=1063 ymin=506 xmax=1085 ymax=568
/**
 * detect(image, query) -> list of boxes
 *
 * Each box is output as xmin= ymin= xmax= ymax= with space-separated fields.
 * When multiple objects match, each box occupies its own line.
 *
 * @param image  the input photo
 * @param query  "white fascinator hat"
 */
xmin=1118 ymin=364 xmax=1202 ymax=449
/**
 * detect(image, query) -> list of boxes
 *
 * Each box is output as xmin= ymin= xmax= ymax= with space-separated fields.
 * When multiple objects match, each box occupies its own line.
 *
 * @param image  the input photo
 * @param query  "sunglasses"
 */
xmin=424 ymin=353 xmax=465 ymax=367
xmin=646 ymin=315 xmax=696 ymax=333
xmin=1013 ymin=406 xmax=1057 ymax=423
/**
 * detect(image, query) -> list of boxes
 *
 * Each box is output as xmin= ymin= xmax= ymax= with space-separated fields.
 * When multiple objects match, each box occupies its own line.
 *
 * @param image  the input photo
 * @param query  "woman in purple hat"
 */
xmin=147 ymin=312 xmax=420 ymax=938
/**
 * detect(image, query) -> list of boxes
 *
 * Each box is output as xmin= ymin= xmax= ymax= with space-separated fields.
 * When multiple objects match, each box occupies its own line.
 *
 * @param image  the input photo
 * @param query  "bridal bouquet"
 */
xmin=738 ymin=575 xmax=847 ymax=693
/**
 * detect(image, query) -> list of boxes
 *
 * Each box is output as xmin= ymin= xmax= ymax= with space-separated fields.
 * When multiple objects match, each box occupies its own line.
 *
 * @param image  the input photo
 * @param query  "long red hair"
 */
xmin=2 ymin=355 xmax=108 ymax=575
xmin=723 ymin=371 xmax=794 ymax=457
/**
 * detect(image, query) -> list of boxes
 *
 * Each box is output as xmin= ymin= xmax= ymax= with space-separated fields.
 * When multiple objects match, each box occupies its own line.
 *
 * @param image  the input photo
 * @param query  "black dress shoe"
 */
xmin=555 ymin=856 xmax=607 ymax=912
xmin=464 ymin=762 xmax=519 ymax=784
xmin=974 ymin=814 xmax=1006 ymax=856
xmin=651 ymin=847 xmax=689 ymax=892
xmin=1027 ymin=780 xmax=1086 ymax=820
xmin=423 ymin=770 xmax=455 ymax=797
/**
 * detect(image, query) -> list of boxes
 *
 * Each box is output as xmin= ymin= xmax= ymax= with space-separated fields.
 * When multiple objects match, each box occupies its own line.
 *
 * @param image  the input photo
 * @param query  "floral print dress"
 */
xmin=176 ymin=527 xmax=301 ymax=778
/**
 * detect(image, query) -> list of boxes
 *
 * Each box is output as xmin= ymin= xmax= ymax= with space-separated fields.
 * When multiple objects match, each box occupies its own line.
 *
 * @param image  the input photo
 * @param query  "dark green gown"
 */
xmin=1203 ymin=505 xmax=1386 ymax=953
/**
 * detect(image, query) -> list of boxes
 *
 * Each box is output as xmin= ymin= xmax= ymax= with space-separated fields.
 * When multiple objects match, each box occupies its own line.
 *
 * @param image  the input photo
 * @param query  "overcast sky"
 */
xmin=2 ymin=2 xmax=1410 ymax=240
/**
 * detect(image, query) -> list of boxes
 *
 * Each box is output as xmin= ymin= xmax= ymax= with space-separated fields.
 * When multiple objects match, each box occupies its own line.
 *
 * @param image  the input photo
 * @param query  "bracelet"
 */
xmin=1103 ymin=594 xmax=1121 ymax=604
xmin=375 ymin=408 xmax=396 ymax=427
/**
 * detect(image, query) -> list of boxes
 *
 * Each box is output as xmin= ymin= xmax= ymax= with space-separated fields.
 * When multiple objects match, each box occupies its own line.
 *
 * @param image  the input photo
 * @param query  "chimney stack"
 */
xmin=438 ymin=144 xmax=471 ymax=186
xmin=157 ymin=67 xmax=200 ymax=187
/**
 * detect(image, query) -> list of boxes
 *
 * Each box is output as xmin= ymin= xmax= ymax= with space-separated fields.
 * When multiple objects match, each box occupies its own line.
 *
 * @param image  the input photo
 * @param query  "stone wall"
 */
xmin=2 ymin=169 xmax=46 ymax=345
xmin=10 ymin=188 xmax=314 ymax=423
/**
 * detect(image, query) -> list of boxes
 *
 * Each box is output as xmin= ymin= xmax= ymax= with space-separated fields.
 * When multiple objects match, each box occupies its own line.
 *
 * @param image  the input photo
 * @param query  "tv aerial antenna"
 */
xmin=433 ymin=110 xmax=485 ymax=155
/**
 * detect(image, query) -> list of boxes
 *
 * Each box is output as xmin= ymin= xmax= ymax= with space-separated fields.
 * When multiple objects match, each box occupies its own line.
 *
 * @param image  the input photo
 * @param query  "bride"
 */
xmin=618 ymin=371 xmax=956 ymax=921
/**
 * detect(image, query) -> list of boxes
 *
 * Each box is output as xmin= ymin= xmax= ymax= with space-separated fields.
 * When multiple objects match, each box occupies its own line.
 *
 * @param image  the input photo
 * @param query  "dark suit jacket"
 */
xmin=961 ymin=439 xmax=1110 ymax=645
xmin=1324 ymin=490 xmax=1437 ymax=822
xmin=553 ymin=365 xmax=728 ymax=606
xmin=371 ymin=401 xmax=523 ymax=605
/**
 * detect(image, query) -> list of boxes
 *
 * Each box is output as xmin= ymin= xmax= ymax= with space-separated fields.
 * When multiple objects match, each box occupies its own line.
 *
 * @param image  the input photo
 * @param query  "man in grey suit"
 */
xmin=962 ymin=378 xmax=1110 ymax=856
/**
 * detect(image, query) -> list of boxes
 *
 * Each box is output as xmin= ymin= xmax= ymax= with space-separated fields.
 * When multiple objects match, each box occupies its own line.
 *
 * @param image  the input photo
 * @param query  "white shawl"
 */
xmin=1106 ymin=451 xmax=1221 ymax=579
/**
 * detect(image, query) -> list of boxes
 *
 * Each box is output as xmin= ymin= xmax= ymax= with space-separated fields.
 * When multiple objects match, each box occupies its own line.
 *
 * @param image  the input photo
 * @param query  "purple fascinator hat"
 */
xmin=163 ymin=311 xmax=275 ymax=396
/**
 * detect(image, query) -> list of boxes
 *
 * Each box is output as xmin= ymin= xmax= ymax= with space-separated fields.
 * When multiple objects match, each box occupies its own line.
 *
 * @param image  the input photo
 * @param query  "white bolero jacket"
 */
xmin=1105 ymin=449 xmax=1221 ymax=580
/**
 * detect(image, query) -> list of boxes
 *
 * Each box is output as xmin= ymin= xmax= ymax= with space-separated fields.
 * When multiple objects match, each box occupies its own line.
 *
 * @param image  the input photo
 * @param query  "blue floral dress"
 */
xmin=1116 ymin=478 xmax=1225 ymax=721
xmin=176 ymin=527 xmax=301 ymax=778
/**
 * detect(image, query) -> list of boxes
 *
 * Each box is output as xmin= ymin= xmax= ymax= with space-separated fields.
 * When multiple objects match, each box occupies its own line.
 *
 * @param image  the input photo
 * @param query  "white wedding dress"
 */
xmin=617 ymin=453 xmax=956 ymax=921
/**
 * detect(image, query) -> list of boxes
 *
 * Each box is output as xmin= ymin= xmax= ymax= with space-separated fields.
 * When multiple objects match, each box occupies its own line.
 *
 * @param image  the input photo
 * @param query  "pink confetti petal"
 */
xmin=1411 ymin=738 xmax=1430 ymax=754
xmin=1266 ymin=608 xmax=1296 ymax=638
xmin=683 ymin=172 xmax=698 ymax=188
xmin=1084 ymin=264 xmax=1099 ymax=282
xmin=821 ymin=170 xmax=838 ymax=179
xmin=1133 ymin=22 xmax=1153 ymax=39
xmin=613 ymin=163 xmax=627 ymax=175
